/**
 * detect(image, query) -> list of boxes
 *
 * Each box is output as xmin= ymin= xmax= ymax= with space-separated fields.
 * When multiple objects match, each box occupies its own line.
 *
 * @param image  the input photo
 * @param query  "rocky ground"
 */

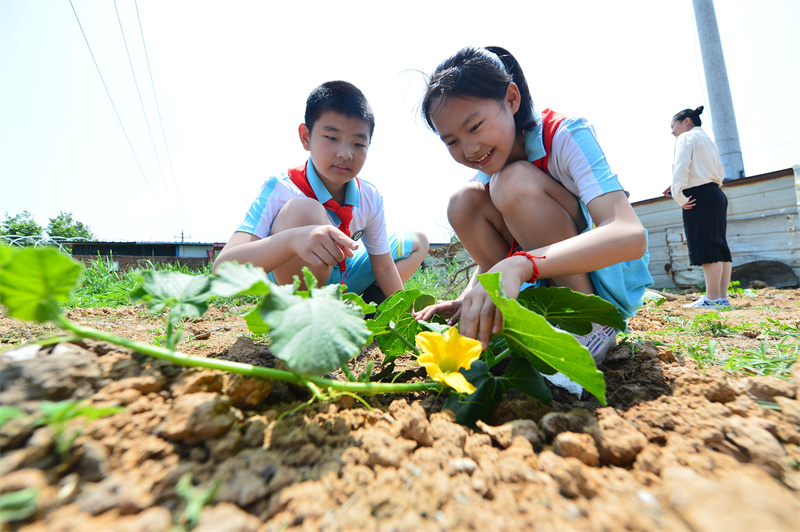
xmin=0 ymin=289 xmax=798 ymax=531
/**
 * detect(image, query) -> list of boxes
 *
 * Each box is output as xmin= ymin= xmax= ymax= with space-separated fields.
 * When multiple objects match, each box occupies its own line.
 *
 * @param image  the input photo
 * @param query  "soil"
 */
xmin=1 ymin=289 xmax=799 ymax=531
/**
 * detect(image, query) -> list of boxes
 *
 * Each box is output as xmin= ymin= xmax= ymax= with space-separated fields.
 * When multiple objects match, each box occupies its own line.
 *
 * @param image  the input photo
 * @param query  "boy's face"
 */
xmin=299 ymin=111 xmax=371 ymax=190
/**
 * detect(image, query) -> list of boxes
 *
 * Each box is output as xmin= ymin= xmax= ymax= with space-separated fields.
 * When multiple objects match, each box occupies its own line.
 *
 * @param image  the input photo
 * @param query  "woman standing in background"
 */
xmin=664 ymin=106 xmax=732 ymax=308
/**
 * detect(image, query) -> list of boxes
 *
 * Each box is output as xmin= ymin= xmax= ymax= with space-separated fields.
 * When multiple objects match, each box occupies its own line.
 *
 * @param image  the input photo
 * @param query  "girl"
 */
xmin=664 ymin=106 xmax=731 ymax=308
xmin=414 ymin=46 xmax=652 ymax=364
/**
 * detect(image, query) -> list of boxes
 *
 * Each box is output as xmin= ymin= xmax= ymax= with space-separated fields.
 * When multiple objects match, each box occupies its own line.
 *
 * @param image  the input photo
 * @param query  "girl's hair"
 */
xmin=421 ymin=46 xmax=536 ymax=133
xmin=673 ymin=106 xmax=704 ymax=127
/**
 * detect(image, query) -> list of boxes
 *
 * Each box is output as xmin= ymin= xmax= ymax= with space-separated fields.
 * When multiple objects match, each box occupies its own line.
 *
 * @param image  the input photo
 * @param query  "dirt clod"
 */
xmin=1 ymin=289 xmax=799 ymax=530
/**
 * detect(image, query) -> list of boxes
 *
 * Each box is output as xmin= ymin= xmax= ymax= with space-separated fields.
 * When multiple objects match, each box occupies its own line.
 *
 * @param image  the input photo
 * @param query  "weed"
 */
xmin=171 ymin=473 xmax=221 ymax=531
xmin=680 ymin=339 xmax=719 ymax=369
xmin=35 ymin=399 xmax=124 ymax=461
xmin=725 ymin=338 xmax=798 ymax=379
xmin=689 ymin=312 xmax=738 ymax=336
xmin=0 ymin=488 xmax=39 ymax=525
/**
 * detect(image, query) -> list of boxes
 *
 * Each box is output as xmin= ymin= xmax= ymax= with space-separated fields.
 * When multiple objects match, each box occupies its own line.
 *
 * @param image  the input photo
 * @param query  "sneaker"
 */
xmin=715 ymin=298 xmax=731 ymax=307
xmin=572 ymin=322 xmax=619 ymax=366
xmin=683 ymin=295 xmax=723 ymax=309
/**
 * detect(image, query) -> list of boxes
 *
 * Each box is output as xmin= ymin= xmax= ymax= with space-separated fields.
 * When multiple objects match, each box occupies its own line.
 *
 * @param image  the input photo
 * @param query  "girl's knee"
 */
xmin=273 ymin=197 xmax=327 ymax=230
xmin=491 ymin=162 xmax=548 ymax=209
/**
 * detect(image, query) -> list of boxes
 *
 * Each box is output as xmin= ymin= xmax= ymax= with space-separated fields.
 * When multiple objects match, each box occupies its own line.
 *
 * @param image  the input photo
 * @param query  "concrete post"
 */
xmin=692 ymin=0 xmax=746 ymax=180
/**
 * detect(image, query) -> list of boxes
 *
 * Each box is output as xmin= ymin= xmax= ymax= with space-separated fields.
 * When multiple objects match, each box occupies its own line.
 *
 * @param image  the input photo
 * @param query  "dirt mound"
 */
xmin=1 ymin=290 xmax=798 ymax=531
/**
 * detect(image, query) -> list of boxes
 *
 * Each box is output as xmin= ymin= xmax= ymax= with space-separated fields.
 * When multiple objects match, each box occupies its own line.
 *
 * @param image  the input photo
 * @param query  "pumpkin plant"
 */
xmin=0 ymin=245 xmax=624 ymax=426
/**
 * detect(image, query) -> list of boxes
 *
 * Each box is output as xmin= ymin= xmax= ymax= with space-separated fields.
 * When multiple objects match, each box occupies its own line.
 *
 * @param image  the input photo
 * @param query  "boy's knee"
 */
xmin=412 ymin=231 xmax=430 ymax=253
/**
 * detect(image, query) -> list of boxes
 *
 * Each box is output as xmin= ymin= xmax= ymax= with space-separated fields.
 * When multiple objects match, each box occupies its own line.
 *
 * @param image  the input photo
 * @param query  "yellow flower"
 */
xmin=415 ymin=327 xmax=482 ymax=394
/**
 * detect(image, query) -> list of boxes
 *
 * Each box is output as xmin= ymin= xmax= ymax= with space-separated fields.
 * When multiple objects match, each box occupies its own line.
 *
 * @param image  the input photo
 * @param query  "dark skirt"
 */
xmin=681 ymin=182 xmax=732 ymax=266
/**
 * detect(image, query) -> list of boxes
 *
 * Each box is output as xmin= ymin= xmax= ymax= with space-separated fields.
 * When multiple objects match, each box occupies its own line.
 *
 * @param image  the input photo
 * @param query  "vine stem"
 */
xmin=388 ymin=322 xmax=421 ymax=358
xmin=53 ymin=316 xmax=440 ymax=396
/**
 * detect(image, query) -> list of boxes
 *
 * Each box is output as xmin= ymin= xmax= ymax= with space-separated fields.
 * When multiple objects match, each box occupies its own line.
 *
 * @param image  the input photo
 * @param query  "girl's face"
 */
xmin=670 ymin=117 xmax=694 ymax=138
xmin=429 ymin=83 xmax=525 ymax=175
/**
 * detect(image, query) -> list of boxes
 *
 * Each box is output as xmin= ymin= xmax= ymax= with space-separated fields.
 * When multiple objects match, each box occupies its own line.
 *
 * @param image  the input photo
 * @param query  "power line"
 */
xmin=133 ymin=0 xmax=190 ymax=232
xmin=68 ymin=0 xmax=176 ymax=236
xmin=112 ymin=1 xmax=171 ymax=207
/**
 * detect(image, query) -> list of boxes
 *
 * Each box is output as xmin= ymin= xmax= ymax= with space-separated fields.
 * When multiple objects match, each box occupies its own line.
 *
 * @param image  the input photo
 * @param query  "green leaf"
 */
xmin=443 ymin=358 xmax=553 ymax=427
xmin=417 ymin=319 xmax=450 ymax=334
xmin=249 ymin=283 xmax=371 ymax=375
xmin=210 ymin=262 xmax=272 ymax=297
xmin=0 ymin=488 xmax=39 ymax=524
xmin=74 ymin=404 xmax=125 ymax=420
xmin=503 ymin=357 xmax=552 ymax=401
xmin=175 ymin=474 xmax=221 ymax=530
xmin=443 ymin=361 xmax=507 ymax=427
xmin=0 ymin=246 xmax=82 ymax=322
xmin=366 ymin=289 xmax=426 ymax=363
xmin=342 ymin=291 xmax=377 ymax=316
xmin=517 ymin=285 xmax=627 ymax=334
xmin=412 ymin=294 xmax=436 ymax=312
xmin=37 ymin=399 xmax=123 ymax=425
xmin=244 ymin=283 xmax=302 ymax=335
xmin=129 ymin=271 xmax=212 ymax=319
xmin=478 ymin=273 xmax=607 ymax=405
xmin=0 ymin=244 xmax=17 ymax=267
xmin=0 ymin=406 xmax=25 ymax=427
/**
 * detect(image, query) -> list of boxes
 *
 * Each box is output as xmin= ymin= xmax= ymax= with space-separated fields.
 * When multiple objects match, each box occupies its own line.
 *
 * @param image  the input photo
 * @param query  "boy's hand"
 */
xmin=297 ymin=225 xmax=358 ymax=267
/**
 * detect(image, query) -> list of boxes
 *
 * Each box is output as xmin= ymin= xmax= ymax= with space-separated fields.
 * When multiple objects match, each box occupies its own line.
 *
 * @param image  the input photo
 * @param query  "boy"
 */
xmin=214 ymin=81 xmax=428 ymax=299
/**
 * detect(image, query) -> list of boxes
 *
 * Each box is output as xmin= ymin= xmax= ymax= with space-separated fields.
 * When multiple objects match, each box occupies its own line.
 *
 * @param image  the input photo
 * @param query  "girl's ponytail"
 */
xmin=422 ymin=46 xmax=537 ymax=133
xmin=484 ymin=46 xmax=536 ymax=131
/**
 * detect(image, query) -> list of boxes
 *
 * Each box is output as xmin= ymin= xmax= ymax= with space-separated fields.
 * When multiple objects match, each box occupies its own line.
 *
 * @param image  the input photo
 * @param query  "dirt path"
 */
xmin=1 ymin=289 xmax=798 ymax=531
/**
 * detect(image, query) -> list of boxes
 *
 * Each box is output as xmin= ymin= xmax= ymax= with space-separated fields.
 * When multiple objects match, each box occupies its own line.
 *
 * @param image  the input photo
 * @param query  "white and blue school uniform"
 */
xmin=472 ymin=112 xmax=653 ymax=319
xmin=238 ymin=157 xmax=412 ymax=294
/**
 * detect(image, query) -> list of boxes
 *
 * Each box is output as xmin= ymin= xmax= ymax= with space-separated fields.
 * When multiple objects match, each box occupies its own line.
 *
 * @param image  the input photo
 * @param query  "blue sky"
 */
xmin=1 ymin=0 xmax=798 ymax=244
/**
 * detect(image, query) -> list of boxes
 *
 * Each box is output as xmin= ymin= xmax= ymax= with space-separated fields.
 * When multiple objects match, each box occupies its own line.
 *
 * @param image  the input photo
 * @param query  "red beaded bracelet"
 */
xmin=512 ymin=251 xmax=546 ymax=283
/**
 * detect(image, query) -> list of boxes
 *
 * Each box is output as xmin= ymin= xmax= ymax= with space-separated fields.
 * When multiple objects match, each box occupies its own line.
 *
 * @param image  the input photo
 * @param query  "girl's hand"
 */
xmin=458 ymin=254 xmax=531 ymax=348
xmin=682 ymin=196 xmax=696 ymax=210
xmin=662 ymin=186 xmax=672 ymax=196
xmin=458 ymin=284 xmax=502 ymax=349
xmin=413 ymin=300 xmax=462 ymax=324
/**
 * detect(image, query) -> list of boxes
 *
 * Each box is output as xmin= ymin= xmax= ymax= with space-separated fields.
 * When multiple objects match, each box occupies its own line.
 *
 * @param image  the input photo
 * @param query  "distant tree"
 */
xmin=46 ymin=211 xmax=95 ymax=241
xmin=0 ymin=211 xmax=44 ymax=242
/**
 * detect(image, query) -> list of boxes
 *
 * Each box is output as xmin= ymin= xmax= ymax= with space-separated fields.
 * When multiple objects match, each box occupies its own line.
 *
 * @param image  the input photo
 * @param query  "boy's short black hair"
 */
xmin=305 ymin=81 xmax=375 ymax=138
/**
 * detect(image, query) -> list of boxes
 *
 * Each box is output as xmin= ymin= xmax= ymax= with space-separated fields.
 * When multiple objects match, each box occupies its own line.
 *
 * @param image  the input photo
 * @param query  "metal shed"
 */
xmin=632 ymin=165 xmax=800 ymax=289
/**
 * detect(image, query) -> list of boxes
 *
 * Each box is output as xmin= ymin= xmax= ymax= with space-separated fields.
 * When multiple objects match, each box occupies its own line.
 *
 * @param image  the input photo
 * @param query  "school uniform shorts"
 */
xmin=266 ymin=230 xmax=415 ymax=295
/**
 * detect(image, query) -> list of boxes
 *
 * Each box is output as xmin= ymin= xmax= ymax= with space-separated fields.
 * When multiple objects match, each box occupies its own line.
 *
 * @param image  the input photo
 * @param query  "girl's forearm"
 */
xmin=529 ymin=222 xmax=646 ymax=279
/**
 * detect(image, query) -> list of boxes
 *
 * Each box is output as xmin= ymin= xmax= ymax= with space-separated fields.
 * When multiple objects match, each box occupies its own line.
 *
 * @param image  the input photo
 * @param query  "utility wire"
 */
xmin=113 ymin=2 xmax=170 ymax=202
xmin=134 ymin=0 xmax=190 ymax=232
xmin=68 ymin=0 xmax=176 ymax=236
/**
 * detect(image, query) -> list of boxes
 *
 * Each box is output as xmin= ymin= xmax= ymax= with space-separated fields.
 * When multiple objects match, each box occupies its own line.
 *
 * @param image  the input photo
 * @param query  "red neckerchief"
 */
xmin=532 ymin=108 xmax=567 ymax=172
xmin=288 ymin=162 xmax=360 ymax=286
